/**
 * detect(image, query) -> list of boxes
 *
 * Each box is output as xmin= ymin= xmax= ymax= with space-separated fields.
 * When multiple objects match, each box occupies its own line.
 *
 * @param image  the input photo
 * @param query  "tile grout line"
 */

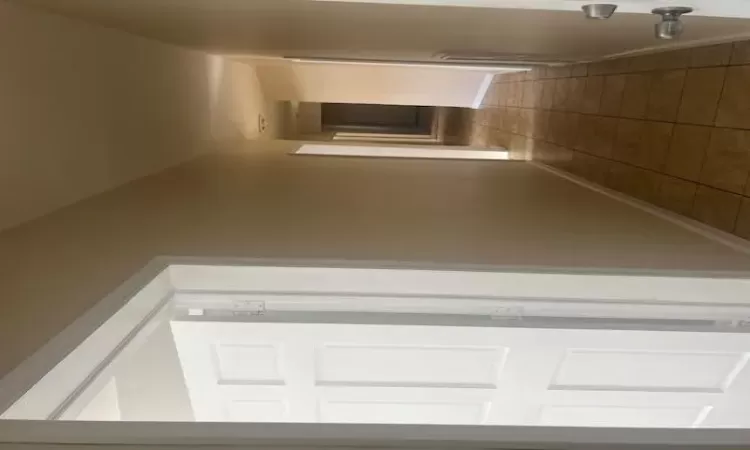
xmin=484 ymin=104 xmax=750 ymax=133
xmin=529 ymin=161 xmax=750 ymax=255
xmin=487 ymin=48 xmax=750 ymax=235
xmin=497 ymin=128 xmax=750 ymax=205
xmin=482 ymin=94 xmax=750 ymax=198
xmin=691 ymin=59 xmax=732 ymax=224
xmin=661 ymin=66 xmax=692 ymax=215
xmin=488 ymin=59 xmax=750 ymax=226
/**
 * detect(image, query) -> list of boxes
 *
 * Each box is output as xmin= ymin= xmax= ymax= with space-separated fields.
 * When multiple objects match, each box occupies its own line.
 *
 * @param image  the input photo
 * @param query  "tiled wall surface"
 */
xmin=470 ymin=40 xmax=750 ymax=240
xmin=443 ymin=107 xmax=476 ymax=145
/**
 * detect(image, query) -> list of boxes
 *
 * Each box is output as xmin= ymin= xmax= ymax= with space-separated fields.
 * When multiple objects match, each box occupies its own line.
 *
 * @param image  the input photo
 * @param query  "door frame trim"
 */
xmin=3 ymin=259 xmax=750 ymax=446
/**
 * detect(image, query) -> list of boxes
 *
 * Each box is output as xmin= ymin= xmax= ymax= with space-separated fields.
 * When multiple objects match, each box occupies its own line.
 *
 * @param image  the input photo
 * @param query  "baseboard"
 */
xmin=529 ymin=161 xmax=750 ymax=257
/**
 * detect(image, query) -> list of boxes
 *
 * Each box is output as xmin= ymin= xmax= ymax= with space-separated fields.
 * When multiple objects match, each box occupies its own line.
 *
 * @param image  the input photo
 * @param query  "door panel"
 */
xmin=317 ymin=345 xmax=506 ymax=388
xmin=550 ymin=349 xmax=746 ymax=392
xmin=171 ymin=322 xmax=750 ymax=427
xmin=537 ymin=404 xmax=709 ymax=427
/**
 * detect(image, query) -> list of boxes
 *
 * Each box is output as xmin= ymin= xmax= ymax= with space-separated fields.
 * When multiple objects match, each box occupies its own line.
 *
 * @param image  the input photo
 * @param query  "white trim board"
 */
xmin=529 ymin=161 xmax=750 ymax=258
xmin=0 ymin=260 xmax=172 ymax=420
xmin=169 ymin=264 xmax=750 ymax=305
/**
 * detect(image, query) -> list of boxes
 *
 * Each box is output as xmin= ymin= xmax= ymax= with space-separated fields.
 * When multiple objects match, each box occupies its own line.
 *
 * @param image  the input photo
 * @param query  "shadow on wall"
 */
xmin=443 ymin=107 xmax=482 ymax=147
xmin=470 ymin=40 xmax=750 ymax=241
xmin=207 ymin=55 xmax=283 ymax=142
xmin=0 ymin=0 xmax=221 ymax=232
xmin=0 ymin=0 xmax=286 ymax=233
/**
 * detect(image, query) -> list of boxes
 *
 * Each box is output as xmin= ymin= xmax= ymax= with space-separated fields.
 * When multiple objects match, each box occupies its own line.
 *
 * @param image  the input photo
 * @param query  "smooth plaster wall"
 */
xmin=255 ymin=61 xmax=492 ymax=108
xmin=0 ymin=2 xmax=275 ymax=232
xmin=210 ymin=57 xmax=283 ymax=143
xmin=3 ymin=141 xmax=750 ymax=378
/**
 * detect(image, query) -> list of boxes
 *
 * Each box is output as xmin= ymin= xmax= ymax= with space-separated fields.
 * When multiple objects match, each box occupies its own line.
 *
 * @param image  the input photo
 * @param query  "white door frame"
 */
xmin=3 ymin=258 xmax=750 ymax=448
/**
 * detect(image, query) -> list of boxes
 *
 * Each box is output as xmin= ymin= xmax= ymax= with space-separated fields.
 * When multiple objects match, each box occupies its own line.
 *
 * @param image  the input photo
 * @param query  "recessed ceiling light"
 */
xmin=581 ymin=4 xmax=618 ymax=19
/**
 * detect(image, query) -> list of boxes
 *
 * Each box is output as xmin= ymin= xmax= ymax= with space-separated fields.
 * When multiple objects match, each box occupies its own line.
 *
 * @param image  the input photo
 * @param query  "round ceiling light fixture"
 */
xmin=652 ymin=6 xmax=693 ymax=39
xmin=581 ymin=4 xmax=618 ymax=19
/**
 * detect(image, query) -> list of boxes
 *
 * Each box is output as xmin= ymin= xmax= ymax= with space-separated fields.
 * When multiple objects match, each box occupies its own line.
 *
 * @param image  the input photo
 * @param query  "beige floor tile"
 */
xmin=677 ymin=67 xmax=726 ymax=125
xmin=641 ymin=121 xmax=674 ymax=171
xmin=571 ymin=64 xmax=588 ymax=77
xmin=715 ymin=65 xmax=750 ymax=129
xmin=692 ymin=185 xmax=742 ymax=232
xmin=657 ymin=177 xmax=698 ymax=216
xmin=599 ymin=75 xmax=626 ymax=116
xmin=655 ymin=48 xmax=691 ymax=70
xmin=664 ymin=124 xmax=711 ymax=182
xmin=574 ymin=114 xmax=595 ymax=152
xmin=561 ymin=113 xmax=581 ymax=148
xmin=553 ymin=78 xmax=570 ymax=111
xmin=699 ymin=128 xmax=750 ymax=194
xmin=531 ymin=110 xmax=549 ymax=139
xmin=588 ymin=116 xmax=618 ymax=159
xmin=731 ymin=40 xmax=750 ymax=65
xmin=567 ymin=77 xmax=586 ymax=112
xmin=581 ymin=76 xmax=603 ymax=114
xmin=614 ymin=119 xmax=643 ymax=164
xmin=690 ymin=43 xmax=733 ymax=67
xmin=621 ymin=73 xmax=652 ymax=119
xmin=546 ymin=111 xmax=565 ymax=145
xmin=540 ymin=80 xmax=556 ymax=110
xmin=734 ymin=197 xmax=750 ymax=239
xmin=522 ymin=81 xmax=536 ymax=108
xmin=607 ymin=163 xmax=663 ymax=203
xmin=628 ymin=54 xmax=657 ymax=72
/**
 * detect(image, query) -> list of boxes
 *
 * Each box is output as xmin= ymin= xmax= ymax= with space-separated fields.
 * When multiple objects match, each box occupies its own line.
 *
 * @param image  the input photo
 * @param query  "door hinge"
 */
xmin=730 ymin=318 xmax=750 ymax=328
xmin=490 ymin=307 xmax=524 ymax=321
xmin=230 ymin=299 xmax=266 ymax=316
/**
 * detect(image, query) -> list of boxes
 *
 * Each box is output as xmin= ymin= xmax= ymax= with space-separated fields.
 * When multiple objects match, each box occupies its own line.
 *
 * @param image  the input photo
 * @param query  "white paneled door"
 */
xmin=171 ymin=322 xmax=750 ymax=427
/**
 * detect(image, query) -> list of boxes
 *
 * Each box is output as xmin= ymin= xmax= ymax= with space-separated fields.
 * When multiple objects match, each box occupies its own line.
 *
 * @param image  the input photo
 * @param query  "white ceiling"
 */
xmin=16 ymin=0 xmax=750 ymax=63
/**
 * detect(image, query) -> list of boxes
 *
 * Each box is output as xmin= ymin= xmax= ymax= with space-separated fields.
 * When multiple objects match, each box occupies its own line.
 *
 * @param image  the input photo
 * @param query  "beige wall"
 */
xmin=0 ymin=2 xmax=274 ymax=232
xmin=3 ymin=141 xmax=750 ymax=378
xmin=255 ymin=60 xmax=493 ymax=108
xmin=296 ymin=102 xmax=323 ymax=137
xmin=210 ymin=56 xmax=283 ymax=142
xmin=470 ymin=39 xmax=750 ymax=240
